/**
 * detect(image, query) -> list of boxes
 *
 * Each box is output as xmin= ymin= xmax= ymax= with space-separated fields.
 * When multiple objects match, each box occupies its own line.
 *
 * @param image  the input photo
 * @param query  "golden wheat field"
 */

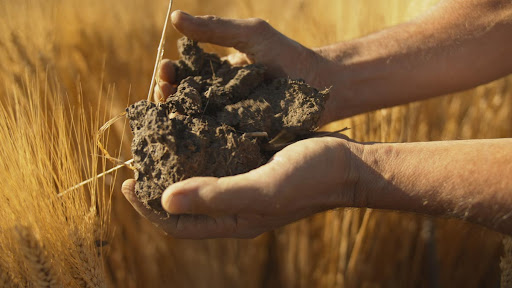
xmin=1 ymin=0 xmax=511 ymax=287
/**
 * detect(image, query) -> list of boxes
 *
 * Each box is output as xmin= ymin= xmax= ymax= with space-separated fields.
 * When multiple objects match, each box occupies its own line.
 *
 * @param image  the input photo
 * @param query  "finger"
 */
xmin=121 ymin=179 xmax=166 ymax=224
xmin=158 ymin=59 xmax=176 ymax=83
xmin=153 ymin=81 xmax=176 ymax=102
xmin=123 ymin=180 xmax=242 ymax=239
xmin=154 ymin=59 xmax=177 ymax=102
xmin=166 ymin=214 xmax=238 ymax=239
xmin=171 ymin=10 xmax=274 ymax=53
xmin=161 ymin=173 xmax=267 ymax=216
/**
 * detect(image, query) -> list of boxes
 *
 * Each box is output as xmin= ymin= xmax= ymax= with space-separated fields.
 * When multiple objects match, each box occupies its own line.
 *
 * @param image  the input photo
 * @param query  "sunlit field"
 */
xmin=1 ymin=0 xmax=511 ymax=287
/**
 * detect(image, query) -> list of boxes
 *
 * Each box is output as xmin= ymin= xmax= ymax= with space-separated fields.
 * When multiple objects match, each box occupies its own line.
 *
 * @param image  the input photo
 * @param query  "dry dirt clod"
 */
xmin=127 ymin=37 xmax=329 ymax=214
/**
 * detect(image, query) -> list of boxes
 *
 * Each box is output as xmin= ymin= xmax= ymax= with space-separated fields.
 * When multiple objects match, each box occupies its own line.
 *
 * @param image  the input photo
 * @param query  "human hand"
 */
xmin=122 ymin=137 xmax=359 ymax=239
xmin=154 ymin=10 xmax=331 ymax=104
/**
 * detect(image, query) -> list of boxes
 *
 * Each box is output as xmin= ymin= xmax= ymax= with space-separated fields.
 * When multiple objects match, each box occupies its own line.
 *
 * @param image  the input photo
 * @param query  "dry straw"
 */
xmin=148 ymin=0 xmax=174 ymax=101
xmin=0 ymin=71 xmax=113 ymax=285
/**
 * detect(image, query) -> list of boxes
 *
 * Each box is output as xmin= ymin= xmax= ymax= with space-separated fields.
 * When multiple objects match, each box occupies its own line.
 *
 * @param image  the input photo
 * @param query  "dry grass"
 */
xmin=0 ymin=54 xmax=113 ymax=287
xmin=0 ymin=0 xmax=510 ymax=287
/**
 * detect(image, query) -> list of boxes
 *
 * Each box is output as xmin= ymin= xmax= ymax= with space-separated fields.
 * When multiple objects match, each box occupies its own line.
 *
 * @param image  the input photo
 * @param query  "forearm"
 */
xmin=315 ymin=0 xmax=512 ymax=123
xmin=345 ymin=138 xmax=512 ymax=234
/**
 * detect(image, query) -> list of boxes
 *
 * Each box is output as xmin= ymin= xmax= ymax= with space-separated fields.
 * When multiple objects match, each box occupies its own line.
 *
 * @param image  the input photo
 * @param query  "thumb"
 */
xmin=161 ymin=174 xmax=264 ymax=216
xmin=121 ymin=179 xmax=165 ymax=222
xmin=171 ymin=10 xmax=275 ymax=54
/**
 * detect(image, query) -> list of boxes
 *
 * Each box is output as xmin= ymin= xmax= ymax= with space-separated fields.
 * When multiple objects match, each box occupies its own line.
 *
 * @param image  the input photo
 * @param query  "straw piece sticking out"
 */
xmin=96 ymin=111 xmax=127 ymax=166
xmin=147 ymin=0 xmax=174 ymax=101
xmin=58 ymin=159 xmax=135 ymax=197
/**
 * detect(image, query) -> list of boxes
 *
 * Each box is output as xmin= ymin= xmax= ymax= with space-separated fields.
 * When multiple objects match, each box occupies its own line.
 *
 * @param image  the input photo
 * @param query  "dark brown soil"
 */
xmin=127 ymin=37 xmax=329 ymax=213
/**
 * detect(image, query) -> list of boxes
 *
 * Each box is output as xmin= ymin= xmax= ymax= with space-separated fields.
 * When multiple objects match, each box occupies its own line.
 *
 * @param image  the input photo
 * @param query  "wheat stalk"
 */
xmin=147 ymin=0 xmax=174 ymax=101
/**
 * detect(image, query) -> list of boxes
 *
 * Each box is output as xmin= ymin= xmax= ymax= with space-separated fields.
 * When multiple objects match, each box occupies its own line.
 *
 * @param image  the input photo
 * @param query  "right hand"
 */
xmin=154 ymin=10 xmax=330 ymax=103
xmin=122 ymin=136 xmax=359 ymax=239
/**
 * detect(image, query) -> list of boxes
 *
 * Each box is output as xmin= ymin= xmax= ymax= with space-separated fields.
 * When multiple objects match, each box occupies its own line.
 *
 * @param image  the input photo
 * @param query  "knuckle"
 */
xmin=202 ymin=15 xmax=221 ymax=22
xmin=248 ymin=18 xmax=271 ymax=33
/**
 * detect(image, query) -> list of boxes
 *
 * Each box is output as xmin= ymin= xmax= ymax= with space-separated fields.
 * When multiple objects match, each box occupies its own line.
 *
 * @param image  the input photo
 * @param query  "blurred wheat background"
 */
xmin=0 ymin=0 xmax=510 ymax=287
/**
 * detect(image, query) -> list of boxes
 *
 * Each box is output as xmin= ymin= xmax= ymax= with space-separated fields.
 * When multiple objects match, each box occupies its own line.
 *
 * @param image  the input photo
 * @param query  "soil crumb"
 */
xmin=127 ymin=37 xmax=329 ymax=213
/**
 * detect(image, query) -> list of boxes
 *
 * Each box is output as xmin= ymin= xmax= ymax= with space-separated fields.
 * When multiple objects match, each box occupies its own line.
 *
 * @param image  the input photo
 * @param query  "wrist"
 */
xmin=288 ymin=44 xmax=336 ymax=93
xmin=312 ymin=44 xmax=358 ymax=124
xmin=332 ymin=140 xmax=392 ymax=209
xmin=353 ymin=142 xmax=408 ymax=211
xmin=321 ymin=138 xmax=365 ymax=209
xmin=342 ymin=140 xmax=367 ymax=208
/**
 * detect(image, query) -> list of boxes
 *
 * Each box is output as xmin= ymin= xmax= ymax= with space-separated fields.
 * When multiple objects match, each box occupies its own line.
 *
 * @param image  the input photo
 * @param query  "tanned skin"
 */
xmin=122 ymin=0 xmax=512 ymax=239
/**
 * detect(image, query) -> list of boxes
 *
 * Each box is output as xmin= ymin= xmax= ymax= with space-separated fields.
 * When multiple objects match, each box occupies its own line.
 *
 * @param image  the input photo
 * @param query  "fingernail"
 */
xmin=121 ymin=180 xmax=135 ymax=196
xmin=172 ymin=10 xmax=191 ymax=20
xmin=162 ymin=189 xmax=190 ymax=214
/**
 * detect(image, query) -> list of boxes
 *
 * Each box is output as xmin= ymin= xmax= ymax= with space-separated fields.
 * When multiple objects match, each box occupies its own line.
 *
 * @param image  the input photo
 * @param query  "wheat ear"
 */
xmin=15 ymin=225 xmax=61 ymax=288
xmin=0 ymin=267 xmax=21 ymax=288
xmin=70 ymin=230 xmax=106 ymax=288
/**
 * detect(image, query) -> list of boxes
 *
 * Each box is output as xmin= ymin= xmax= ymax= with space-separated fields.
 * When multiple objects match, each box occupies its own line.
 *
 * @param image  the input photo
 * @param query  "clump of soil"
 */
xmin=127 ymin=37 xmax=329 ymax=213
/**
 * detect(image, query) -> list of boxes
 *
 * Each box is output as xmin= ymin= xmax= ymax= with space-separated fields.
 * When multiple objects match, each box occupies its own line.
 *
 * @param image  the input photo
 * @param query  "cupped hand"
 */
xmin=121 ymin=137 xmax=359 ymax=239
xmin=154 ymin=10 xmax=329 ymax=102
